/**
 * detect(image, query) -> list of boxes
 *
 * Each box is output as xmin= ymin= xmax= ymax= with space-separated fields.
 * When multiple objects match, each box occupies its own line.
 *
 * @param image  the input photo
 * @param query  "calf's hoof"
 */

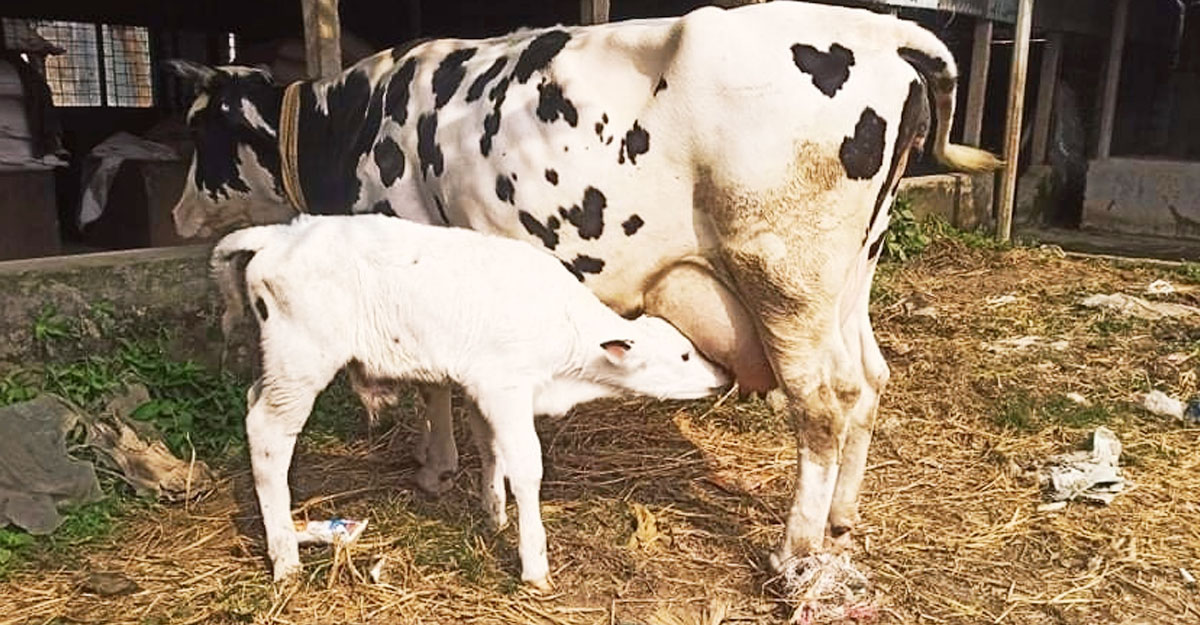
xmin=271 ymin=560 xmax=303 ymax=584
xmin=415 ymin=466 xmax=456 ymax=496
xmin=524 ymin=574 xmax=554 ymax=594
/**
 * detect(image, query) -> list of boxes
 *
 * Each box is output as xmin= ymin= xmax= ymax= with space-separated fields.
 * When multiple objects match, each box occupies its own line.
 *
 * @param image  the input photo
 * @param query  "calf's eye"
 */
xmin=681 ymin=353 xmax=690 ymax=362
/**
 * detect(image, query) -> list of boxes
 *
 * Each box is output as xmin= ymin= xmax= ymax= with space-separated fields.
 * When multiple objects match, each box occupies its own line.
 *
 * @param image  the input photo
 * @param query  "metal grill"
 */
xmin=1 ymin=18 xmax=153 ymax=108
xmin=102 ymin=24 xmax=153 ymax=107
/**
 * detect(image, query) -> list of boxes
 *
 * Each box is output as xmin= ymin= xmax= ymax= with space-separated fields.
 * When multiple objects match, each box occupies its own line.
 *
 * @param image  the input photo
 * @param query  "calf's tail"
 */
xmin=209 ymin=224 xmax=292 ymax=358
xmin=898 ymin=26 xmax=1003 ymax=173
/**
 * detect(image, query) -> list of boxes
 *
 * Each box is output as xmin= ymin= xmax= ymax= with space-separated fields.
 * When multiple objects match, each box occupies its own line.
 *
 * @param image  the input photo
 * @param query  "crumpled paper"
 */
xmin=1081 ymin=293 xmax=1200 ymax=320
xmin=85 ymin=385 xmax=215 ymax=502
xmin=1039 ymin=427 xmax=1126 ymax=505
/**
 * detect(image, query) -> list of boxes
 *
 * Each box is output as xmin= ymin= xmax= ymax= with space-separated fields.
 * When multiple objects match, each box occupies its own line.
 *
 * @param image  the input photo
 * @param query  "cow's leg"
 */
xmin=246 ymin=379 xmax=319 ymax=581
xmin=708 ymin=202 xmax=867 ymax=572
xmin=414 ymin=384 xmax=458 ymax=495
xmin=827 ymin=283 xmax=889 ymax=545
xmin=474 ymin=386 xmax=549 ymax=590
xmin=643 ymin=259 xmax=776 ymax=395
xmin=466 ymin=404 xmax=508 ymax=531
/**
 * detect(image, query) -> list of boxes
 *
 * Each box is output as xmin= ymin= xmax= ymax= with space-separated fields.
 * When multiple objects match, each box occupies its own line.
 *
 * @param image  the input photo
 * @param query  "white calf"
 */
xmin=211 ymin=214 xmax=728 ymax=588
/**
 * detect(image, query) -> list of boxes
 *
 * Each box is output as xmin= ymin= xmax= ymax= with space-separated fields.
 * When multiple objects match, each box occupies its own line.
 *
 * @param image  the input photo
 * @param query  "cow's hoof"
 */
xmin=484 ymin=509 xmax=509 ymax=533
xmin=768 ymin=551 xmax=789 ymax=575
xmin=416 ymin=466 xmax=455 ymax=496
xmin=827 ymin=525 xmax=855 ymax=551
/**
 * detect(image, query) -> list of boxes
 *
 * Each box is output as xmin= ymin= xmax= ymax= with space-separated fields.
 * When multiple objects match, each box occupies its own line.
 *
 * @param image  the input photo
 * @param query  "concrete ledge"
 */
xmin=897 ymin=172 xmax=994 ymax=230
xmin=1082 ymin=157 xmax=1200 ymax=240
xmin=0 ymin=244 xmax=221 ymax=366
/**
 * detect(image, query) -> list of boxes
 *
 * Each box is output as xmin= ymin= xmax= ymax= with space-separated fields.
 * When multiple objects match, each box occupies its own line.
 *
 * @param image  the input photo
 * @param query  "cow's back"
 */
xmin=368 ymin=3 xmax=933 ymax=315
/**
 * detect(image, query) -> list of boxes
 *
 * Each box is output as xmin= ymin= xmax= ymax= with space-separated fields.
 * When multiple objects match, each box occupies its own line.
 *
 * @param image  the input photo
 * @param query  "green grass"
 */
xmin=992 ymin=391 xmax=1115 ymax=432
xmin=0 ymin=304 xmax=251 ymax=580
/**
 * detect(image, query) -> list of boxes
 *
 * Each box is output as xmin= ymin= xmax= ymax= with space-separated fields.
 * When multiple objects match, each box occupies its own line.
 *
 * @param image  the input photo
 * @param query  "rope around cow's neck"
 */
xmin=279 ymin=81 xmax=309 ymax=214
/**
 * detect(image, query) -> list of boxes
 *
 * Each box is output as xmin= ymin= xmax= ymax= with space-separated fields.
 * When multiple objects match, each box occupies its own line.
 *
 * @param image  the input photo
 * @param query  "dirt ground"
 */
xmin=3 ymin=239 xmax=1199 ymax=625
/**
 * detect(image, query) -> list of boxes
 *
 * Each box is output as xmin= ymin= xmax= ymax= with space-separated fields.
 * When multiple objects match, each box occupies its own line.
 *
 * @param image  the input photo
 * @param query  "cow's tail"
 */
xmin=899 ymin=27 xmax=1003 ymax=173
xmin=209 ymin=224 xmax=291 ymax=361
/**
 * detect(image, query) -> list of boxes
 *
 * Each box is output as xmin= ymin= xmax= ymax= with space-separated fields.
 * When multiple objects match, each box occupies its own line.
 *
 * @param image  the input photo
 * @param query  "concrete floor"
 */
xmin=1017 ymin=226 xmax=1200 ymax=263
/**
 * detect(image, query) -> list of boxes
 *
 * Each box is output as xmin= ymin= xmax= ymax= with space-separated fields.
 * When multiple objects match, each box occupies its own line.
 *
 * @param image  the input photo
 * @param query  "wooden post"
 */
xmin=963 ymin=18 xmax=993 ymax=146
xmin=1030 ymin=32 xmax=1063 ymax=165
xmin=996 ymin=0 xmax=1035 ymax=242
xmin=581 ymin=0 xmax=610 ymax=25
xmin=301 ymin=0 xmax=342 ymax=79
xmin=1096 ymin=0 xmax=1130 ymax=159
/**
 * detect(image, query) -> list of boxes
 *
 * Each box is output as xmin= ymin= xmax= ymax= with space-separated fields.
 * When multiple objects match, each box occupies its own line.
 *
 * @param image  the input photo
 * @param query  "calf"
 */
xmin=211 ymin=214 xmax=728 ymax=587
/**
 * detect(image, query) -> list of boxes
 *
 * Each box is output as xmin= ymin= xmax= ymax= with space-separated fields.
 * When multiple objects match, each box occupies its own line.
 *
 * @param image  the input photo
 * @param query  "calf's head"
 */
xmin=166 ymin=60 xmax=295 ymax=238
xmin=597 ymin=317 xmax=730 ymax=400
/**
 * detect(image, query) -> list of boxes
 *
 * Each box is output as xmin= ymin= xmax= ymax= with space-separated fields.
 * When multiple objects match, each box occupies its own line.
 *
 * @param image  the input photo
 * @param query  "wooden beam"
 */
xmin=302 ymin=0 xmax=342 ymax=79
xmin=963 ymin=18 xmax=993 ymax=146
xmin=1096 ymin=0 xmax=1130 ymax=159
xmin=996 ymin=0 xmax=1035 ymax=242
xmin=580 ymin=0 xmax=610 ymax=25
xmin=1030 ymin=32 xmax=1063 ymax=165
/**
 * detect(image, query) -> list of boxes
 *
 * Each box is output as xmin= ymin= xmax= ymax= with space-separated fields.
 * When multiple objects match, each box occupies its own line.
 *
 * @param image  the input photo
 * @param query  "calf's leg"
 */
xmin=246 ymin=380 xmax=320 ymax=581
xmin=473 ymin=386 xmax=549 ymax=590
xmin=466 ymin=404 xmax=508 ymax=531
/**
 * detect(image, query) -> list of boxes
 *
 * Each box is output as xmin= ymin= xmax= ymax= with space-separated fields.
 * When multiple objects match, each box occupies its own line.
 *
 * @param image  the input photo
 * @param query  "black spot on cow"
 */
xmin=594 ymin=122 xmax=604 ymax=136
xmin=417 ymin=113 xmax=444 ymax=178
xmin=865 ymin=80 xmax=928 ymax=243
xmin=867 ymin=235 xmax=884 ymax=260
xmin=373 ymin=137 xmax=405 ymax=186
xmin=432 ymin=47 xmax=477 ymax=108
xmin=372 ymin=199 xmax=396 ymax=216
xmin=496 ymin=174 xmax=515 ymax=204
xmin=432 ymin=195 xmax=450 ymax=224
xmin=511 ymin=172 xmax=518 ymax=181
xmin=480 ymin=76 xmax=511 ymax=156
xmin=558 ymin=186 xmax=606 ymax=240
xmin=898 ymin=46 xmax=955 ymax=92
xmin=189 ymin=73 xmax=283 ymax=202
xmin=605 ymin=136 xmax=612 ymax=145
xmin=654 ymin=77 xmax=668 ymax=95
xmin=544 ymin=168 xmax=558 ymax=185
xmin=564 ymin=255 xmax=605 ymax=281
xmin=791 ymin=43 xmax=855 ymax=97
xmin=619 ymin=122 xmax=650 ymax=165
xmin=839 ymin=107 xmax=886 ymax=180
xmin=602 ymin=113 xmax=608 ymax=124
xmin=385 ymin=57 xmax=418 ymax=125
xmin=466 ymin=57 xmax=507 ymax=102
xmin=622 ymin=214 xmax=644 ymax=235
xmin=254 ymin=297 xmax=269 ymax=321
xmin=514 ymin=30 xmax=571 ymax=83
xmin=519 ymin=210 xmax=561 ymax=249
xmin=536 ymin=81 xmax=578 ymax=127
xmin=296 ymin=69 xmax=384 ymax=212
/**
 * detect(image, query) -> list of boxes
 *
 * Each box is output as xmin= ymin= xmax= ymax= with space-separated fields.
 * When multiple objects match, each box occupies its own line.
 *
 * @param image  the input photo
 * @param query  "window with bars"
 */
xmin=2 ymin=18 xmax=154 ymax=108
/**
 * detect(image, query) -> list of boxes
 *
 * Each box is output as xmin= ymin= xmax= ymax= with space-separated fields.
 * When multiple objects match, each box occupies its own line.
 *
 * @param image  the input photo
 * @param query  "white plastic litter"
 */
xmin=1040 ymin=427 xmax=1126 ymax=505
xmin=775 ymin=553 xmax=875 ymax=625
xmin=1142 ymin=390 xmax=1185 ymax=419
xmin=986 ymin=295 xmax=1019 ymax=308
xmin=981 ymin=335 xmax=1069 ymax=353
xmin=294 ymin=518 xmax=368 ymax=545
xmin=1065 ymin=392 xmax=1091 ymax=406
xmin=1145 ymin=279 xmax=1176 ymax=296
xmin=1081 ymin=293 xmax=1200 ymax=320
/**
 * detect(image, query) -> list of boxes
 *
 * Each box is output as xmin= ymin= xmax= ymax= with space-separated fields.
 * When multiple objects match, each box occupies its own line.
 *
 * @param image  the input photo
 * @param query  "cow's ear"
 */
xmin=164 ymin=59 xmax=218 ymax=88
xmin=600 ymin=339 xmax=634 ymax=366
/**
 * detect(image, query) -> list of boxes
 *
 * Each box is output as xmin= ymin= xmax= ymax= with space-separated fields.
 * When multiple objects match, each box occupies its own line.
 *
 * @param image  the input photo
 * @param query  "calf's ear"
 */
xmin=600 ymin=339 xmax=634 ymax=366
xmin=164 ymin=59 xmax=218 ymax=89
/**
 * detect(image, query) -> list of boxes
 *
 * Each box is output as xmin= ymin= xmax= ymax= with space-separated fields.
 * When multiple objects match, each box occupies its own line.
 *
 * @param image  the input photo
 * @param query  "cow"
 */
xmin=211 ymin=214 xmax=730 ymax=587
xmin=169 ymin=1 xmax=1000 ymax=577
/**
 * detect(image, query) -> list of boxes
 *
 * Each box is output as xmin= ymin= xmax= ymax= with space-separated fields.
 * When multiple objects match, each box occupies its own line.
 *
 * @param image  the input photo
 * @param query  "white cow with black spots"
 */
xmin=211 ymin=214 xmax=729 ymax=587
xmin=171 ymin=1 xmax=1000 ymax=580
